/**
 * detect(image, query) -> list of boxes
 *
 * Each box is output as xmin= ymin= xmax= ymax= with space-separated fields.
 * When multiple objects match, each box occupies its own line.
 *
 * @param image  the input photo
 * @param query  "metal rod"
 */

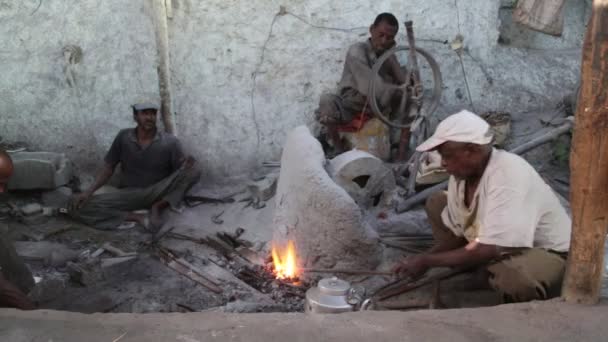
xmin=301 ymin=268 xmax=393 ymax=276
xmin=376 ymin=267 xmax=469 ymax=301
xmin=380 ymin=240 xmax=427 ymax=254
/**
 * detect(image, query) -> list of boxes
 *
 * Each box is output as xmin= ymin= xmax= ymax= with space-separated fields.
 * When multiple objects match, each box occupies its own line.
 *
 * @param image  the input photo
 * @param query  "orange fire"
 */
xmin=271 ymin=240 xmax=298 ymax=279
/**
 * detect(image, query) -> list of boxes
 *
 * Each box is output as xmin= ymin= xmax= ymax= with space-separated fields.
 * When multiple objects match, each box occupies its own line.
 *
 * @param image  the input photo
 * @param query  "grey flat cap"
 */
xmin=132 ymin=102 xmax=159 ymax=112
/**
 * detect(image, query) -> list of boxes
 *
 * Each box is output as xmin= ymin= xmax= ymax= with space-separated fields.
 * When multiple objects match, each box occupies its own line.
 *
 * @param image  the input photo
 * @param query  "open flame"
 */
xmin=271 ymin=240 xmax=297 ymax=279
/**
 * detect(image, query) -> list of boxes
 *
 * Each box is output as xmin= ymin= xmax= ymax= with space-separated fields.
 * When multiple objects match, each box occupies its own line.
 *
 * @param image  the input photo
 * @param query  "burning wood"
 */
xmin=271 ymin=240 xmax=298 ymax=280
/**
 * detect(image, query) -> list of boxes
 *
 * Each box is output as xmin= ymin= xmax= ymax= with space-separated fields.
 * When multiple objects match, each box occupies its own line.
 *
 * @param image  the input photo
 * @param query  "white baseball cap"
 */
xmin=132 ymin=102 xmax=159 ymax=112
xmin=416 ymin=110 xmax=494 ymax=152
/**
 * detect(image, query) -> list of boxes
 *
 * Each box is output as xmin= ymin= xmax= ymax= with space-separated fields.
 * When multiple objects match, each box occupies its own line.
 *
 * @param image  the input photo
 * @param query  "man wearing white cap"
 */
xmin=393 ymin=110 xmax=571 ymax=302
xmin=69 ymin=102 xmax=201 ymax=231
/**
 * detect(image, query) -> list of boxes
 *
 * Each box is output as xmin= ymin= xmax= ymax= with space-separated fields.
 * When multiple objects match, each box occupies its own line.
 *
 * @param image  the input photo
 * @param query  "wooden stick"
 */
xmin=395 ymin=119 xmax=574 ymax=213
xmin=562 ymin=0 xmax=608 ymax=305
xmin=301 ymin=268 xmax=393 ymax=276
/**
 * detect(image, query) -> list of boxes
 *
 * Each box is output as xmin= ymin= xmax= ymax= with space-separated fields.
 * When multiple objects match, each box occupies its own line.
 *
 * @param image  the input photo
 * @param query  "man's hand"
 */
xmin=386 ymin=55 xmax=406 ymax=85
xmin=391 ymin=255 xmax=429 ymax=279
xmin=183 ymin=156 xmax=195 ymax=169
xmin=69 ymin=192 xmax=92 ymax=211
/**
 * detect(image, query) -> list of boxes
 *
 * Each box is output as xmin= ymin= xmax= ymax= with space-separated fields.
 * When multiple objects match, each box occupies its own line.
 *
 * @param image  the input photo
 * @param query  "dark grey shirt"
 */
xmin=104 ymin=128 xmax=184 ymax=188
xmin=338 ymin=39 xmax=397 ymax=99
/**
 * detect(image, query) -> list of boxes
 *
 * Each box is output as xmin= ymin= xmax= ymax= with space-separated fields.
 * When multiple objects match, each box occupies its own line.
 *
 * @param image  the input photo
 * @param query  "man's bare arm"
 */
xmin=427 ymin=235 xmax=468 ymax=254
xmin=385 ymin=55 xmax=406 ymax=85
xmin=393 ymin=241 xmax=499 ymax=277
xmin=71 ymin=163 xmax=115 ymax=209
xmin=423 ymin=241 xmax=499 ymax=268
xmin=86 ymin=163 xmax=115 ymax=194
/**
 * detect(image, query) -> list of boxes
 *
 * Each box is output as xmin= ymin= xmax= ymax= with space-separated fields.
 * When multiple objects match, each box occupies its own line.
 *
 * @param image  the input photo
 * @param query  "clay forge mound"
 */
xmin=271 ymin=126 xmax=383 ymax=280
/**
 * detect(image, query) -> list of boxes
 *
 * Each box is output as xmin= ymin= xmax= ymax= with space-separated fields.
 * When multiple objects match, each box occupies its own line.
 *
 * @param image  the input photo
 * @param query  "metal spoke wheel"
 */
xmin=368 ymin=46 xmax=443 ymax=130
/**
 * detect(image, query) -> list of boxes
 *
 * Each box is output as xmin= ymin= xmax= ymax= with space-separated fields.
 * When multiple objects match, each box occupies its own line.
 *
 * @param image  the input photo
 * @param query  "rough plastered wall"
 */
xmin=0 ymin=0 xmax=590 ymax=181
xmin=0 ymin=0 xmax=159 ymax=173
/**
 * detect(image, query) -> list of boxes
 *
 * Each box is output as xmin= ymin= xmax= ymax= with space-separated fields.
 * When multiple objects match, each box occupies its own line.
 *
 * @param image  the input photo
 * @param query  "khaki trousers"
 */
xmin=425 ymin=191 xmax=567 ymax=302
xmin=69 ymin=167 xmax=200 ymax=230
xmin=316 ymin=89 xmax=368 ymax=125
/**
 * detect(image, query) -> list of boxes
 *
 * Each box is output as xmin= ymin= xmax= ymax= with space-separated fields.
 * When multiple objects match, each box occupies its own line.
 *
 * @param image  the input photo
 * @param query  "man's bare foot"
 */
xmin=125 ymin=212 xmax=148 ymax=230
xmin=149 ymin=200 xmax=169 ymax=232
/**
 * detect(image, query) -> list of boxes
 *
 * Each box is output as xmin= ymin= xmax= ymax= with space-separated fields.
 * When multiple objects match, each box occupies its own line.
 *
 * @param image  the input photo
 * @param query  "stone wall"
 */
xmin=0 ymin=0 xmax=590 ymax=182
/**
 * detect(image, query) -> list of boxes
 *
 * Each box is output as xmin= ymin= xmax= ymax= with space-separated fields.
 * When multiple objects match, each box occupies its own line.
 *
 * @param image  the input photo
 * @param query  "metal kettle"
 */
xmin=305 ymin=277 xmax=364 ymax=314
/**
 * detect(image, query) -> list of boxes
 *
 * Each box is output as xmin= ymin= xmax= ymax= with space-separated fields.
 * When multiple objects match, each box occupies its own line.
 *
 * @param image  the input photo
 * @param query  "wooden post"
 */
xmin=152 ymin=0 xmax=176 ymax=135
xmin=562 ymin=0 xmax=608 ymax=304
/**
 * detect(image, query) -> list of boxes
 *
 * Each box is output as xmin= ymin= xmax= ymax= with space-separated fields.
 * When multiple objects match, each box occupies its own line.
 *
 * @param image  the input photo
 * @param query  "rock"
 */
xmin=67 ymin=261 xmax=103 ymax=287
xmin=7 ymin=152 xmax=73 ymax=190
xmin=41 ymin=187 xmax=73 ymax=208
xmin=14 ymin=241 xmax=79 ymax=267
xmin=20 ymin=203 xmax=42 ymax=216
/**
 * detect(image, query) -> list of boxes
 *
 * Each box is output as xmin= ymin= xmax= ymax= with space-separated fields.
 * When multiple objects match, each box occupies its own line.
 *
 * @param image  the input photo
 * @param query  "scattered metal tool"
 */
xmin=252 ymin=199 xmax=266 ymax=210
xmin=184 ymin=195 xmax=235 ymax=208
xmin=211 ymin=211 xmax=225 ymax=225
xmin=234 ymin=227 xmax=245 ymax=239
xmin=102 ymin=242 xmax=137 ymax=257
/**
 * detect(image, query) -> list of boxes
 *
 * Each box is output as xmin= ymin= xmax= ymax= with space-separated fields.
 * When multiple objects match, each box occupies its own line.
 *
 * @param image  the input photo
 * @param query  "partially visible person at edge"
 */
xmin=315 ymin=12 xmax=409 ymax=153
xmin=0 ymin=150 xmax=36 ymax=310
xmin=392 ymin=110 xmax=571 ymax=303
xmin=69 ymin=102 xmax=201 ymax=231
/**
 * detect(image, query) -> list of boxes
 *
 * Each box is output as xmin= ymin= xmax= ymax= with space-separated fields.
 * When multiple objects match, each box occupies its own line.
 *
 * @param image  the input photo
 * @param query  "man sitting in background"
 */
xmin=393 ymin=110 xmax=571 ymax=303
xmin=315 ymin=12 xmax=407 ymax=153
xmin=69 ymin=103 xmax=200 ymax=231
xmin=0 ymin=150 xmax=36 ymax=310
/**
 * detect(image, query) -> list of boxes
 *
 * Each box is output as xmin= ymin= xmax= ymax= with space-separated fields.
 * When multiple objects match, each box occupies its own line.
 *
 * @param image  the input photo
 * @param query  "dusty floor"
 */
xmin=2 ymin=102 xmax=598 ymax=317
xmin=1 ymin=300 xmax=607 ymax=341
xmin=5 ymin=189 xmax=288 ymax=314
